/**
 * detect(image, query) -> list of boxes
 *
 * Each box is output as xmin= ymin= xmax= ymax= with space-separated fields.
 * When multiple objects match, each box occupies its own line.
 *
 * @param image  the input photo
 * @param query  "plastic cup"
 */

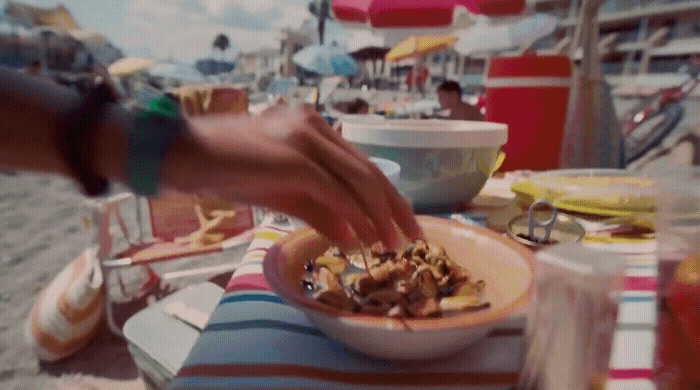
xmin=655 ymin=166 xmax=700 ymax=299
xmin=654 ymin=166 xmax=700 ymax=386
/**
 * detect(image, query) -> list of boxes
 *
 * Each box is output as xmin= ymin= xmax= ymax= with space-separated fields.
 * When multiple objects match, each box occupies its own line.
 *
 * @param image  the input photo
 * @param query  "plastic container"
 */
xmin=485 ymin=55 xmax=572 ymax=171
xmin=341 ymin=117 xmax=508 ymax=213
xmin=518 ymin=243 xmax=625 ymax=390
xmin=654 ymin=166 xmax=700 ymax=387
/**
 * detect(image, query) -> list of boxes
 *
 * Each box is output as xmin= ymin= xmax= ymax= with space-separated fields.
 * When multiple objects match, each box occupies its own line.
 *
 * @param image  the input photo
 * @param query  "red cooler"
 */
xmin=485 ymin=55 xmax=572 ymax=171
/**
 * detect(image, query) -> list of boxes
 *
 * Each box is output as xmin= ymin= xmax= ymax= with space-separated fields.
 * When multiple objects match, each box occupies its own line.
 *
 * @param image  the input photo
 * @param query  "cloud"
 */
xmin=22 ymin=0 xmax=317 ymax=62
xmin=218 ymin=5 xmax=281 ymax=31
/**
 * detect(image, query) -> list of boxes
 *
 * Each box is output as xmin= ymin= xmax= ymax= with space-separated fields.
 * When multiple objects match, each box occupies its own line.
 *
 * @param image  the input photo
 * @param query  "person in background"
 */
xmin=347 ymin=98 xmax=370 ymax=115
xmin=436 ymin=80 xmax=483 ymax=121
xmin=24 ymin=60 xmax=43 ymax=76
xmin=0 ymin=65 xmax=421 ymax=251
xmin=405 ymin=65 xmax=429 ymax=95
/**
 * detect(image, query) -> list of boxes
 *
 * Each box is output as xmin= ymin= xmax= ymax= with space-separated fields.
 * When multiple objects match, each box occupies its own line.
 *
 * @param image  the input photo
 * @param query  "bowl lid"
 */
xmin=341 ymin=118 xmax=508 ymax=148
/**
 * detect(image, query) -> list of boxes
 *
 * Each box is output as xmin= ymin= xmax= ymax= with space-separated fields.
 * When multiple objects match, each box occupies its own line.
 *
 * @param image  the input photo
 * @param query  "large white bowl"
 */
xmin=263 ymin=215 xmax=534 ymax=360
xmin=341 ymin=117 xmax=508 ymax=213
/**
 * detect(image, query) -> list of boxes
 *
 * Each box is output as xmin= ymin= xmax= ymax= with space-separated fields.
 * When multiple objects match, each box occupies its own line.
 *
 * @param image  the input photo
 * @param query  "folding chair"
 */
xmin=87 ymin=84 xmax=254 ymax=337
xmin=85 ymin=190 xmax=255 ymax=337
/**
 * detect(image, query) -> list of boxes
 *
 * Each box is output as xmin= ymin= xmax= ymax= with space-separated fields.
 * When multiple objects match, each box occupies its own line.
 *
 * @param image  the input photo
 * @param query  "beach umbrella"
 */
xmin=108 ymin=57 xmax=155 ymax=77
xmin=346 ymin=29 xmax=392 ymax=54
xmin=454 ymin=13 xmax=559 ymax=55
xmin=385 ymin=34 xmax=457 ymax=62
xmin=385 ymin=34 xmax=457 ymax=93
xmin=332 ymin=0 xmax=475 ymax=49
xmin=331 ymin=0 xmax=525 ymax=28
xmin=292 ymin=42 xmax=360 ymax=76
xmin=559 ymin=0 xmax=624 ymax=168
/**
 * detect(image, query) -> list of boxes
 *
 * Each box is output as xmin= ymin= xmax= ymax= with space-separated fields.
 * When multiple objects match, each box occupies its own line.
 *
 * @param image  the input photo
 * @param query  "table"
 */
xmin=169 ymin=212 xmax=659 ymax=389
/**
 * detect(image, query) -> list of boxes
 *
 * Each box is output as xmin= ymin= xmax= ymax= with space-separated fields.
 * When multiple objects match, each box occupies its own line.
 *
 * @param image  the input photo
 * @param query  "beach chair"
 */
xmin=86 ymin=191 xmax=255 ymax=337
xmin=172 ymin=84 xmax=248 ymax=117
xmin=90 ymin=83 xmax=254 ymax=337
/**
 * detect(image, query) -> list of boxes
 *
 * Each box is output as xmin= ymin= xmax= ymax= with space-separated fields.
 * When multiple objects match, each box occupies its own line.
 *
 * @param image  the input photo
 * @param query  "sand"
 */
xmin=0 ymin=172 xmax=239 ymax=390
xmin=0 ymin=173 xmax=149 ymax=389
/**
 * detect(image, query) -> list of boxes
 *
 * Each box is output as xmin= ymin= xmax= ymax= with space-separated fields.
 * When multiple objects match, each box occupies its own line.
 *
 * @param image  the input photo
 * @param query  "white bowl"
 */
xmin=263 ymin=215 xmax=534 ymax=360
xmin=369 ymin=156 xmax=401 ymax=186
xmin=342 ymin=118 xmax=508 ymax=213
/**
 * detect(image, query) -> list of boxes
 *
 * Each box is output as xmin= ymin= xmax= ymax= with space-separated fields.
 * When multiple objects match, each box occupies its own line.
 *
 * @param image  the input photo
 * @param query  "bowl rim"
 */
xmin=340 ymin=118 xmax=508 ymax=148
xmin=263 ymin=215 xmax=535 ymax=332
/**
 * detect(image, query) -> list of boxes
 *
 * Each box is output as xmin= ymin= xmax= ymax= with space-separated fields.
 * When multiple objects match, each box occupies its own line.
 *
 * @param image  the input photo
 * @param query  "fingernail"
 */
xmin=383 ymin=230 xmax=398 ymax=250
xmin=340 ymin=225 xmax=359 ymax=249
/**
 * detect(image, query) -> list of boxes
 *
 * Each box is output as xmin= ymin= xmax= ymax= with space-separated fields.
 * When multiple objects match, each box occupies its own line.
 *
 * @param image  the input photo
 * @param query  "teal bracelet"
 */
xmin=126 ymin=96 xmax=186 ymax=196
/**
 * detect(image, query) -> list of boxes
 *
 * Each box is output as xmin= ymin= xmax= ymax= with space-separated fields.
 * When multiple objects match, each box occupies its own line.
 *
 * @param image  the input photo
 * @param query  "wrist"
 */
xmin=125 ymin=96 xmax=188 ymax=196
xmin=158 ymin=124 xmax=205 ymax=193
xmin=56 ymin=81 xmax=117 ymax=196
xmin=92 ymin=104 xmax=131 ymax=183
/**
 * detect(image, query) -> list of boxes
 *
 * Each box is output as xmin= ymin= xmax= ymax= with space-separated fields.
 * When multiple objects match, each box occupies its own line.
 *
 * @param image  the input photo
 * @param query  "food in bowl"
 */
xmin=302 ymin=239 xmax=490 ymax=317
xmin=263 ymin=215 xmax=534 ymax=359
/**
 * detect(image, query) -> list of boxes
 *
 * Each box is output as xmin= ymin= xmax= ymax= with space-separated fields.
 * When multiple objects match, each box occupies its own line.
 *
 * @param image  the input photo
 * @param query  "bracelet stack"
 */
xmin=127 ymin=95 xmax=187 ymax=196
xmin=57 ymin=80 xmax=116 ymax=196
xmin=58 ymin=81 xmax=187 ymax=197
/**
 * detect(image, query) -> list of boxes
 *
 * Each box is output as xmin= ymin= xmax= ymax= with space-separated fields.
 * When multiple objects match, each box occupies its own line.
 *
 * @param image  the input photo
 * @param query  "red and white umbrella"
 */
xmin=332 ymin=0 xmax=525 ymax=27
xmin=333 ymin=0 xmax=526 ymax=49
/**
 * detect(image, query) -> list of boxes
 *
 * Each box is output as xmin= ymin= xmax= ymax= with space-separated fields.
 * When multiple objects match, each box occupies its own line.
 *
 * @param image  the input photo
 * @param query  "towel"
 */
xmin=171 ymin=213 xmax=658 ymax=390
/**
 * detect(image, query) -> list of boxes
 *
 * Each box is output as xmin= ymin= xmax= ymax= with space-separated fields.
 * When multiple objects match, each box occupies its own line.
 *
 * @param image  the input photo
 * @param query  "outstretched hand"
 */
xmin=163 ymin=104 xmax=421 ymax=250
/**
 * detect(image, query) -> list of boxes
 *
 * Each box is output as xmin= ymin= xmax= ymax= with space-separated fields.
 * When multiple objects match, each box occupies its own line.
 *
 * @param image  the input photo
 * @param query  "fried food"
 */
xmin=302 ymin=240 xmax=490 ymax=317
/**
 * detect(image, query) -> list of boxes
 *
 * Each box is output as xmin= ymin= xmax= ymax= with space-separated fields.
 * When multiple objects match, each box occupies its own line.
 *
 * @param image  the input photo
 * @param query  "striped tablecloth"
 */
xmin=170 ymin=214 xmax=659 ymax=390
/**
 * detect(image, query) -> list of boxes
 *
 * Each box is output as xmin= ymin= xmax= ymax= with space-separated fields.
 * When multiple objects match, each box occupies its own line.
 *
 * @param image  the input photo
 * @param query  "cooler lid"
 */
xmin=341 ymin=118 xmax=508 ymax=148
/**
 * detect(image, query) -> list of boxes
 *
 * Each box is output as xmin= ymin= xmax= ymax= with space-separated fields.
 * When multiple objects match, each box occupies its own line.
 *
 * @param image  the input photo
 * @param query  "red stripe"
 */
xmin=608 ymin=368 xmax=654 ymax=380
xmin=265 ymin=225 xmax=295 ymax=234
xmin=225 ymin=273 xmax=270 ymax=293
xmin=177 ymin=364 xmax=519 ymax=386
xmin=624 ymin=276 xmax=657 ymax=291
xmin=247 ymin=247 xmax=271 ymax=253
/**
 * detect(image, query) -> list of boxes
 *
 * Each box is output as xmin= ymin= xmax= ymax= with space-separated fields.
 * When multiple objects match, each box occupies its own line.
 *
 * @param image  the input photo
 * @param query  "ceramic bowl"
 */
xmin=369 ymin=156 xmax=401 ymax=186
xmin=341 ymin=118 xmax=508 ymax=213
xmin=263 ymin=215 xmax=534 ymax=360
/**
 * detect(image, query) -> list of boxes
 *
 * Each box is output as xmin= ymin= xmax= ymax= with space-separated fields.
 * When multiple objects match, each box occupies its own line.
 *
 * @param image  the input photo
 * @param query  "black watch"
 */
xmin=57 ymin=78 xmax=118 ymax=196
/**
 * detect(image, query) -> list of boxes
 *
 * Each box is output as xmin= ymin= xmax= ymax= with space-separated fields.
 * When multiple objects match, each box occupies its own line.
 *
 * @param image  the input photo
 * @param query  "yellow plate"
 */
xmin=510 ymin=169 xmax=656 ymax=227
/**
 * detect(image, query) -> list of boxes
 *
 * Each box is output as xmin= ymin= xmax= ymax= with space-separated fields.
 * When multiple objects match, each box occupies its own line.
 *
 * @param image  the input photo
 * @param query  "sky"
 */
xmin=19 ymin=0 xmax=340 ymax=62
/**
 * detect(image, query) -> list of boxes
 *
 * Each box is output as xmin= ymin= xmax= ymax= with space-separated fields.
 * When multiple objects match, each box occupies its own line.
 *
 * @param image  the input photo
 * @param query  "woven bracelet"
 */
xmin=126 ymin=95 xmax=187 ymax=196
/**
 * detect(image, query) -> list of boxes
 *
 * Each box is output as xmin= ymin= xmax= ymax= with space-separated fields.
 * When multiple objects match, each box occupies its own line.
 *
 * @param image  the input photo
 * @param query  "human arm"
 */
xmin=167 ymin=105 xmax=421 ymax=249
xmin=0 ymin=66 xmax=420 ymax=250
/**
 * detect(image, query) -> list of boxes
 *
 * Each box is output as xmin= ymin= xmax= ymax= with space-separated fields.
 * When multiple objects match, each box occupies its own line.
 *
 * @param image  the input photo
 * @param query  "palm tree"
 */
xmin=308 ymin=0 xmax=330 ymax=45
xmin=213 ymin=34 xmax=230 ymax=53
xmin=212 ymin=34 xmax=230 ymax=76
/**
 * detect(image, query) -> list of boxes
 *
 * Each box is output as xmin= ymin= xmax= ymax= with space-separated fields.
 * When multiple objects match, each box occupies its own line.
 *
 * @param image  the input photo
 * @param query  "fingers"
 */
xmin=234 ymin=157 xmax=381 ymax=250
xmin=286 ymin=122 xmax=399 ymax=248
xmin=189 ymin=108 xmax=421 ymax=250
xmin=298 ymin=111 xmax=422 ymax=242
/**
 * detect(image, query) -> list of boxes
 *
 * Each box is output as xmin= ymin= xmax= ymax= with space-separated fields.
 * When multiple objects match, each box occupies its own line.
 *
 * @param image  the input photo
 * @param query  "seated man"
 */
xmin=436 ymin=81 xmax=483 ymax=121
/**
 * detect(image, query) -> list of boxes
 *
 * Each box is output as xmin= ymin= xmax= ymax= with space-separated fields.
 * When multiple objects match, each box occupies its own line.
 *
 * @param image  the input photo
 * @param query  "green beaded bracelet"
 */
xmin=127 ymin=95 xmax=187 ymax=196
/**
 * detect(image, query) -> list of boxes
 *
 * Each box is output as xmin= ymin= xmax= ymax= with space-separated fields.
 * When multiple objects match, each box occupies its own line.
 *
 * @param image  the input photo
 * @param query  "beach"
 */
xmin=0 ymin=96 xmax=697 ymax=390
xmin=0 ymin=172 xmax=241 ymax=390
xmin=0 ymin=172 xmax=148 ymax=389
